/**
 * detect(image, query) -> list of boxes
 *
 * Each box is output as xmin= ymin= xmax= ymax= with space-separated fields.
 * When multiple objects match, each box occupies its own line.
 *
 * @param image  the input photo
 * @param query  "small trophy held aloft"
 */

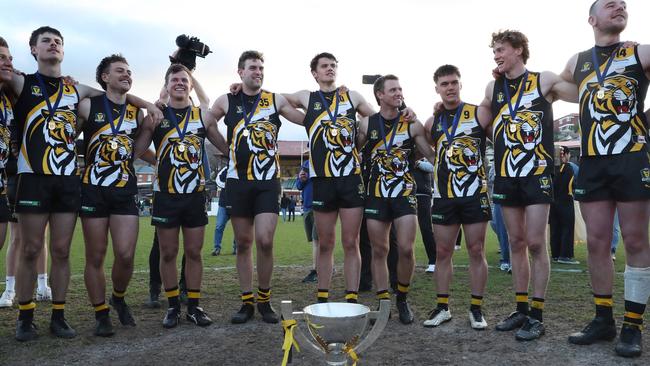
xmin=280 ymin=300 xmax=390 ymax=366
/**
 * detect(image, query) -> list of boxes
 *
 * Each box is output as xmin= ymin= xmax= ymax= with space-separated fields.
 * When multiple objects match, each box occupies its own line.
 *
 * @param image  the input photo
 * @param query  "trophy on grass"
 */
xmin=280 ymin=300 xmax=390 ymax=366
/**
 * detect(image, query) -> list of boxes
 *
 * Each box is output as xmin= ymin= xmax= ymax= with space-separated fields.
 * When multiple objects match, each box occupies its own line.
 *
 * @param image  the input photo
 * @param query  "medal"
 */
xmin=110 ymin=141 xmax=118 ymax=150
xmin=439 ymin=103 xmax=465 ymax=151
xmin=48 ymin=121 xmax=56 ymax=130
xmin=503 ymin=70 xmax=528 ymax=126
xmin=378 ymin=113 xmax=400 ymax=153
xmin=35 ymin=73 xmax=64 ymax=129
xmin=330 ymin=129 xmax=338 ymax=136
xmin=240 ymin=92 xmax=262 ymax=135
xmin=165 ymin=106 xmax=191 ymax=149
xmin=242 ymin=129 xmax=250 ymax=137
xmin=178 ymin=144 xmax=186 ymax=152
xmin=318 ymin=89 xmax=340 ymax=126
xmin=446 ymin=147 xmax=453 ymax=158
xmin=591 ymin=45 xmax=620 ymax=100
xmin=509 ymin=124 xmax=517 ymax=133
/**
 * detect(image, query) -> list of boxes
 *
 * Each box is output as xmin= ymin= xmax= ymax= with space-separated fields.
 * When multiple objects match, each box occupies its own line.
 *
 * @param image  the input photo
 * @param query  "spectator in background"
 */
xmin=212 ymin=167 xmax=237 ymax=256
xmin=488 ymin=165 xmax=510 ymax=272
xmin=280 ymin=194 xmax=290 ymax=222
xmin=550 ymin=146 xmax=579 ymax=265
xmin=297 ymin=160 xmax=318 ymax=283
xmin=288 ymin=196 xmax=296 ymax=222
xmin=412 ymin=157 xmax=437 ymax=273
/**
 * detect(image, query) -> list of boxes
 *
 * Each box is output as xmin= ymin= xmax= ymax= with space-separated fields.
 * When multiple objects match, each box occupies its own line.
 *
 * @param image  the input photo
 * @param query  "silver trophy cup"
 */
xmin=281 ymin=300 xmax=390 ymax=365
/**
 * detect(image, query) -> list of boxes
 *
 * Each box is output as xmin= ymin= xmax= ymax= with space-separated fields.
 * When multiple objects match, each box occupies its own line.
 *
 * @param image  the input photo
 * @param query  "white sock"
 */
xmin=37 ymin=273 xmax=48 ymax=291
xmin=5 ymin=276 xmax=15 ymax=293
xmin=624 ymin=265 xmax=650 ymax=305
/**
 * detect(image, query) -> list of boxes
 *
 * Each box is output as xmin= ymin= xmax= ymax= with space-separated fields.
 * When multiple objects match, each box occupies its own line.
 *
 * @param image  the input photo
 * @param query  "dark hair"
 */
xmin=310 ymin=52 xmax=338 ymax=72
xmin=490 ymin=30 xmax=530 ymax=64
xmin=433 ymin=64 xmax=461 ymax=83
xmin=165 ymin=63 xmax=192 ymax=85
xmin=95 ymin=54 xmax=128 ymax=91
xmin=561 ymin=146 xmax=570 ymax=154
xmin=237 ymin=50 xmax=264 ymax=70
xmin=373 ymin=74 xmax=399 ymax=105
xmin=29 ymin=26 xmax=63 ymax=60
xmin=0 ymin=37 xmax=7 ymax=48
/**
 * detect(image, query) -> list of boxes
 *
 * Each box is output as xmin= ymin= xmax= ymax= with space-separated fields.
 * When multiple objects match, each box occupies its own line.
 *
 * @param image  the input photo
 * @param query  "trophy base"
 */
xmin=325 ymin=343 xmax=349 ymax=366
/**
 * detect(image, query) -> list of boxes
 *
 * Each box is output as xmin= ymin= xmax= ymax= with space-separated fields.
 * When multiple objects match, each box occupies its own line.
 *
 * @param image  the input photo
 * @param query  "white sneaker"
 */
xmin=425 ymin=264 xmax=436 ymax=273
xmin=423 ymin=308 xmax=451 ymax=327
xmin=499 ymin=263 xmax=511 ymax=272
xmin=36 ymin=286 xmax=52 ymax=301
xmin=469 ymin=309 xmax=488 ymax=330
xmin=0 ymin=290 xmax=15 ymax=307
xmin=454 ymin=245 xmax=461 ymax=251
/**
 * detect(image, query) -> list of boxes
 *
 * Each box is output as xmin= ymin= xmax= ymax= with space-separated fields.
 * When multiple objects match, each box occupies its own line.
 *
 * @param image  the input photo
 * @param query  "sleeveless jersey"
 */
xmin=491 ymin=71 xmax=554 ymax=177
xmin=14 ymin=73 xmax=79 ymax=175
xmin=363 ymin=113 xmax=415 ymax=198
xmin=0 ymin=92 xmax=14 ymax=193
xmin=303 ymin=90 xmax=361 ymax=177
xmin=224 ymin=91 xmax=281 ymax=180
xmin=431 ymin=103 xmax=487 ymax=198
xmin=153 ymin=106 xmax=206 ymax=193
xmin=573 ymin=45 xmax=649 ymax=156
xmin=81 ymin=95 xmax=139 ymax=192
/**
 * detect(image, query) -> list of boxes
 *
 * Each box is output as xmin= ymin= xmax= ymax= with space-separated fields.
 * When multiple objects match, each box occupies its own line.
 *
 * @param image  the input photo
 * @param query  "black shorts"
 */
xmin=79 ymin=184 xmax=138 ymax=218
xmin=6 ymin=175 xmax=17 ymax=222
xmin=493 ymin=175 xmax=553 ymax=206
xmin=15 ymin=174 xmax=81 ymax=214
xmin=0 ymin=195 xmax=10 ymax=223
xmin=312 ymin=175 xmax=365 ymax=212
xmin=431 ymin=193 xmax=492 ymax=225
xmin=364 ymin=195 xmax=417 ymax=222
xmin=302 ymin=209 xmax=318 ymax=242
xmin=151 ymin=191 xmax=208 ymax=228
xmin=225 ymin=178 xmax=280 ymax=218
xmin=574 ymin=152 xmax=650 ymax=202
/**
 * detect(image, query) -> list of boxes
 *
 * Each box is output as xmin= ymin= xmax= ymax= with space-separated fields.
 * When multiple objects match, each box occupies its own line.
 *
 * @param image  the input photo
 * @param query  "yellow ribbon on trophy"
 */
xmin=281 ymin=319 xmax=301 ymax=366
xmin=342 ymin=344 xmax=359 ymax=366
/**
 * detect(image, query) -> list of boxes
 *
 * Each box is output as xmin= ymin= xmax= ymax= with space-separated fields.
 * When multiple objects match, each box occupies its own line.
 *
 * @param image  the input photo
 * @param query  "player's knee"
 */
xmin=466 ymin=242 xmax=485 ymax=259
xmin=372 ymin=245 xmax=388 ymax=259
xmin=257 ymin=239 xmax=274 ymax=254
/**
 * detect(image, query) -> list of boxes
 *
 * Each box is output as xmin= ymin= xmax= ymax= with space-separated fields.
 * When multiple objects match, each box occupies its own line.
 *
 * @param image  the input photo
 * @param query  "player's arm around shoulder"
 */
xmin=283 ymin=90 xmax=310 ymax=110
xmin=423 ymin=115 xmax=436 ymax=146
xmin=205 ymin=94 xmax=229 ymax=155
xmin=411 ymin=119 xmax=436 ymax=165
xmin=75 ymin=97 xmax=92 ymax=137
xmin=276 ymin=93 xmax=305 ymax=125
xmin=350 ymin=90 xmax=376 ymax=118
xmin=541 ymin=68 xmax=578 ymax=104
xmin=357 ymin=115 xmax=370 ymax=148
xmin=638 ymin=44 xmax=650 ymax=80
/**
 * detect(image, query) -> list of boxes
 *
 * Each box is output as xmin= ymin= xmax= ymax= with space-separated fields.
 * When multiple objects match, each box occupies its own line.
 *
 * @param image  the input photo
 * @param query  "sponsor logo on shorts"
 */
xmin=151 ymin=216 xmax=169 ymax=223
xmin=365 ymin=208 xmax=378 ymax=214
xmin=539 ymin=176 xmax=551 ymax=190
xmin=407 ymin=196 xmax=417 ymax=205
xmin=312 ymin=201 xmax=324 ymax=207
xmin=80 ymin=206 xmax=96 ymax=212
xmin=431 ymin=214 xmax=444 ymax=220
xmin=18 ymin=200 xmax=40 ymax=207
xmin=480 ymin=197 xmax=490 ymax=209
xmin=573 ymin=188 xmax=586 ymax=196
xmin=358 ymin=184 xmax=365 ymax=195
xmin=641 ymin=168 xmax=650 ymax=183
xmin=492 ymin=193 xmax=506 ymax=200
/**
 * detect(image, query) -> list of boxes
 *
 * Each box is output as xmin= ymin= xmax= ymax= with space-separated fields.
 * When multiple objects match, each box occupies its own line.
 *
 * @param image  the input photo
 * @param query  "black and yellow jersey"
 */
xmin=153 ymin=106 xmax=206 ymax=193
xmin=81 ymin=95 xmax=139 ymax=193
xmin=431 ymin=103 xmax=487 ymax=198
xmin=362 ymin=113 xmax=415 ymax=198
xmin=573 ymin=45 xmax=649 ymax=156
xmin=304 ymin=90 xmax=361 ymax=177
xmin=491 ymin=71 xmax=553 ymax=177
xmin=0 ymin=92 xmax=14 ymax=193
xmin=224 ymin=91 xmax=281 ymax=181
xmin=14 ymin=73 xmax=79 ymax=176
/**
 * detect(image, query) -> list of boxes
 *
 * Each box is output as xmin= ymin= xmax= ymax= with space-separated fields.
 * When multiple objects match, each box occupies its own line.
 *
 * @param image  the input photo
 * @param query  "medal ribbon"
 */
xmin=378 ymin=113 xmax=400 ymax=152
xmin=591 ymin=44 xmax=620 ymax=88
xmin=503 ymin=70 xmax=529 ymax=124
xmin=101 ymin=95 xmax=127 ymax=135
xmin=240 ymin=92 xmax=262 ymax=130
xmin=439 ymin=102 xmax=465 ymax=147
xmin=35 ymin=72 xmax=64 ymax=122
xmin=318 ymin=89 xmax=340 ymax=124
xmin=0 ymin=93 xmax=7 ymax=125
xmin=165 ymin=106 xmax=191 ymax=141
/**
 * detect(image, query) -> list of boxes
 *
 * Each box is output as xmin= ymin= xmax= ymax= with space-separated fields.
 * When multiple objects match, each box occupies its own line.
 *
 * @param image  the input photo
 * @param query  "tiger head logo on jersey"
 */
xmin=446 ymin=136 xmax=482 ymax=196
xmin=504 ymin=110 xmax=542 ymax=152
xmin=321 ymin=117 xmax=355 ymax=154
xmin=168 ymin=135 xmax=202 ymax=193
xmin=246 ymin=120 xmax=277 ymax=158
xmin=585 ymin=75 xmax=639 ymax=155
xmin=0 ymin=125 xmax=10 ymax=167
xmin=373 ymin=148 xmax=413 ymax=197
xmin=96 ymin=134 xmax=132 ymax=165
xmin=40 ymin=110 xmax=77 ymax=175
